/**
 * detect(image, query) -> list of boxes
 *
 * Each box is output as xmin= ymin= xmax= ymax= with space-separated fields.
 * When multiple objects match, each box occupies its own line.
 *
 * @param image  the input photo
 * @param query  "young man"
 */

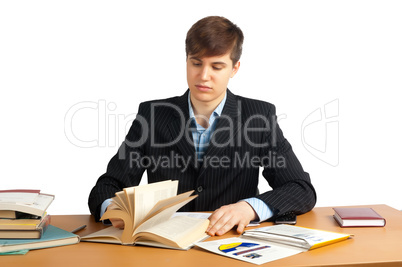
xmin=88 ymin=16 xmax=316 ymax=236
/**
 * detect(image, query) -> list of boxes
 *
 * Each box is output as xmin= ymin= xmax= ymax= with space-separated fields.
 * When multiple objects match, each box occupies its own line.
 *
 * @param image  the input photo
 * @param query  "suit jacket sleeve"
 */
xmin=256 ymin=104 xmax=316 ymax=218
xmin=88 ymin=103 xmax=148 ymax=221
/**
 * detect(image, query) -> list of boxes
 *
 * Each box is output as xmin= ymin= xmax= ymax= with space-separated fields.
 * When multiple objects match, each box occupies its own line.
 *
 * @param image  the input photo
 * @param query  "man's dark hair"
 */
xmin=185 ymin=16 xmax=244 ymax=66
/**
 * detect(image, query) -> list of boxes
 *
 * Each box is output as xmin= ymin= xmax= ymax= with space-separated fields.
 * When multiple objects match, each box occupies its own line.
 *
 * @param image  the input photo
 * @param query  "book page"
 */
xmin=0 ymin=192 xmax=39 ymax=205
xmin=0 ymin=193 xmax=54 ymax=216
xmin=100 ymin=208 xmax=134 ymax=244
xmin=123 ymin=187 xmax=136 ymax=224
xmin=81 ymin=226 xmax=123 ymax=244
xmin=114 ymin=191 xmax=129 ymax=214
xmin=134 ymin=237 xmax=208 ymax=250
xmin=132 ymin=180 xmax=178 ymax=228
xmin=134 ymin=216 xmax=209 ymax=249
xmin=172 ymin=212 xmax=212 ymax=219
xmin=172 ymin=212 xmax=259 ymax=227
xmin=31 ymin=194 xmax=54 ymax=211
xmin=243 ymin=231 xmax=309 ymax=249
xmin=111 ymin=197 xmax=125 ymax=212
xmin=133 ymin=195 xmax=196 ymax=236
xmin=143 ymin=191 xmax=193 ymax=222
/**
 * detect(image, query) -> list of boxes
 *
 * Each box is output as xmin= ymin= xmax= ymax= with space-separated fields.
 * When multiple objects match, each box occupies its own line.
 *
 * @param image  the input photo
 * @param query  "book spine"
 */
xmin=309 ymin=235 xmax=350 ymax=250
xmin=36 ymin=215 xmax=51 ymax=237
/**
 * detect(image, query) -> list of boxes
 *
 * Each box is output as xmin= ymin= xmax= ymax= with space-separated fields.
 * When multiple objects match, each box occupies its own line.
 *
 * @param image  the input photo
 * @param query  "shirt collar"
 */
xmin=188 ymin=92 xmax=227 ymax=120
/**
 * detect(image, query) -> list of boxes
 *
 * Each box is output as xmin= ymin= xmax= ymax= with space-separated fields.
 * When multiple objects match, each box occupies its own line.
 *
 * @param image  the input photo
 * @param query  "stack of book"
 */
xmin=0 ymin=189 xmax=54 ymax=239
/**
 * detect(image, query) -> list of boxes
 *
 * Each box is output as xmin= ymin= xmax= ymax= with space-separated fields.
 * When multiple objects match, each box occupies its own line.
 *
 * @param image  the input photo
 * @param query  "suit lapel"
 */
xmin=198 ymin=90 xmax=242 ymax=177
xmin=167 ymin=90 xmax=197 ymax=168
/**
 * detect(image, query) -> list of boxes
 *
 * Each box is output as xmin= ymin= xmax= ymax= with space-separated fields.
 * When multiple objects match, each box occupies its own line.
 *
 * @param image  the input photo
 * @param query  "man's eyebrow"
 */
xmin=189 ymin=56 xmax=202 ymax=61
xmin=189 ymin=56 xmax=227 ymax=66
xmin=212 ymin=61 xmax=227 ymax=66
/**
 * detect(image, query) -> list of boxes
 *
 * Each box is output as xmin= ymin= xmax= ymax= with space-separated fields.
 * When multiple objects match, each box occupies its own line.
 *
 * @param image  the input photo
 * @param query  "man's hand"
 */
xmin=207 ymin=201 xmax=258 ymax=236
xmin=106 ymin=202 xmax=125 ymax=229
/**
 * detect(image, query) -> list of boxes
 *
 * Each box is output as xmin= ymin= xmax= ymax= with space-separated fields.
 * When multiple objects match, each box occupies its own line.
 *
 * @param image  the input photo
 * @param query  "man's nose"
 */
xmin=200 ymin=66 xmax=210 ymax=81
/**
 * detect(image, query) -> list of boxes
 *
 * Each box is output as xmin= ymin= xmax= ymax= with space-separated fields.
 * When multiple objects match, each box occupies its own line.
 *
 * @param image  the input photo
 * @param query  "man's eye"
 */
xmin=213 ymin=67 xmax=222 ymax=70
xmin=192 ymin=62 xmax=201 ymax=66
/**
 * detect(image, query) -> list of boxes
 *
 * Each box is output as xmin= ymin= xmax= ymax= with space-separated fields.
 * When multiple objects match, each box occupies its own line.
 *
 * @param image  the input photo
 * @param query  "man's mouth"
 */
xmin=195 ymin=85 xmax=212 ymax=91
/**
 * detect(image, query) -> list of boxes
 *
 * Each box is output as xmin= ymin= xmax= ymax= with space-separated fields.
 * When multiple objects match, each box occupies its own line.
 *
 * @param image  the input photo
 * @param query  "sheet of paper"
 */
xmin=196 ymin=236 xmax=304 ymax=265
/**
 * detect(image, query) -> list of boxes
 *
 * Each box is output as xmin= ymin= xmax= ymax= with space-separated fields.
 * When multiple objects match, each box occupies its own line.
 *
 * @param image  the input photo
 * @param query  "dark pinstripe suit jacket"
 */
xmin=88 ymin=89 xmax=316 ymax=221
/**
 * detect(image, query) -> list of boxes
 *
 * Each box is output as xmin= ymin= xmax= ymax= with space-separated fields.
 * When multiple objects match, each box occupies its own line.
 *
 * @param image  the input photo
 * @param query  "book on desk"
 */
xmin=0 ymin=189 xmax=54 ymax=239
xmin=0 ymin=214 xmax=51 ymax=239
xmin=81 ymin=180 xmax=210 ymax=250
xmin=0 ymin=225 xmax=80 ymax=253
xmin=333 ymin=207 xmax=386 ymax=227
xmin=0 ymin=189 xmax=54 ymax=218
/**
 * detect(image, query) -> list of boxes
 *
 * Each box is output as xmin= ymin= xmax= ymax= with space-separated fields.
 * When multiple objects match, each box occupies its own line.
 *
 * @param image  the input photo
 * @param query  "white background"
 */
xmin=1 ymin=1 xmax=401 ymax=215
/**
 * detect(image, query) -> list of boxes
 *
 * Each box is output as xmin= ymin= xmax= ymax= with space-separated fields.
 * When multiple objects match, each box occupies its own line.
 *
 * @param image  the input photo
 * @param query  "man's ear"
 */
xmin=231 ymin=61 xmax=240 ymax=78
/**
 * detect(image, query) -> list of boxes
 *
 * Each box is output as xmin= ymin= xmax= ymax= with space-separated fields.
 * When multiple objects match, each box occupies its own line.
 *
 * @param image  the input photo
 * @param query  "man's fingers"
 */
xmin=215 ymin=220 xmax=236 ymax=236
xmin=236 ymin=222 xmax=246 ymax=234
xmin=110 ymin=218 xmax=125 ymax=229
xmin=207 ymin=213 xmax=232 ymax=236
xmin=207 ymin=207 xmax=227 ymax=230
xmin=207 ymin=202 xmax=256 ymax=236
xmin=207 ymin=210 xmax=223 ymax=228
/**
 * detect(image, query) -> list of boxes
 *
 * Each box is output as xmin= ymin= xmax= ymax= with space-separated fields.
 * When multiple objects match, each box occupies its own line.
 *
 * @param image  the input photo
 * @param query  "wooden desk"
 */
xmin=1 ymin=204 xmax=402 ymax=266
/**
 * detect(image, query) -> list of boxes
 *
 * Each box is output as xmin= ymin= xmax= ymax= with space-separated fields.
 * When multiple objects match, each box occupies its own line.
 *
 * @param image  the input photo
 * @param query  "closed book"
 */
xmin=0 ymin=191 xmax=54 ymax=218
xmin=0 ymin=190 xmax=41 ymax=219
xmin=0 ymin=210 xmax=17 ymax=219
xmin=0 ymin=214 xmax=51 ymax=239
xmin=333 ymin=207 xmax=386 ymax=227
xmin=0 ymin=225 xmax=80 ymax=253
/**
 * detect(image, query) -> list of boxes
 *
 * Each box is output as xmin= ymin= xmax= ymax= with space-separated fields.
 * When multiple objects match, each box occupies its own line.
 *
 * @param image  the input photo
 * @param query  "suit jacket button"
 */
xmin=197 ymin=186 xmax=203 ymax=193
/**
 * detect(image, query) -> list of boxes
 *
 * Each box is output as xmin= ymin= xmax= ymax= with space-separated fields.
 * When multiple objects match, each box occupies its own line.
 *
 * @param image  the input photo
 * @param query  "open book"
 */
xmin=196 ymin=225 xmax=351 ymax=265
xmin=82 ymin=180 xmax=210 ymax=250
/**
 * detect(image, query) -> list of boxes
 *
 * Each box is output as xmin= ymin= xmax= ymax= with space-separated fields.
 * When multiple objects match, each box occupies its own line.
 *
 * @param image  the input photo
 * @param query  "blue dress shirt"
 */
xmin=188 ymin=92 xmax=273 ymax=222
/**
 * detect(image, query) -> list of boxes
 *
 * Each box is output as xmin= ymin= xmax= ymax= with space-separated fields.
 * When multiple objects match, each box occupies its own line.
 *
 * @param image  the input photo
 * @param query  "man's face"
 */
xmin=186 ymin=52 xmax=240 ymax=108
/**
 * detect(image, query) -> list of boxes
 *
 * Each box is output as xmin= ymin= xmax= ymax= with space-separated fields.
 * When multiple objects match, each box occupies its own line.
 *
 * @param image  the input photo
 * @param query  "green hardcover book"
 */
xmin=0 ymin=225 xmax=80 ymax=253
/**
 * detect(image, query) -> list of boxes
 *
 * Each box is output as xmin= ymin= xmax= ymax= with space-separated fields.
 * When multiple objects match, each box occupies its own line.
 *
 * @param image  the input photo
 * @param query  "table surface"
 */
xmin=1 ymin=204 xmax=402 ymax=267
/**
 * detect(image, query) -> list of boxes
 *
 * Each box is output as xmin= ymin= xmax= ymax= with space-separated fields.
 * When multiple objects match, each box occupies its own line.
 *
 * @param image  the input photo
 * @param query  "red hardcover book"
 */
xmin=333 ymin=207 xmax=386 ymax=227
xmin=0 ymin=190 xmax=40 ymax=194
